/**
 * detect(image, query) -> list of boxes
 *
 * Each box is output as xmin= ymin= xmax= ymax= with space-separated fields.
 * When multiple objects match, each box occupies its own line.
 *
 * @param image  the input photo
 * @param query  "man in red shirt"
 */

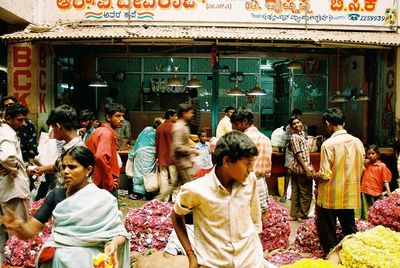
xmin=85 ymin=103 xmax=125 ymax=197
xmin=155 ymin=109 xmax=178 ymax=201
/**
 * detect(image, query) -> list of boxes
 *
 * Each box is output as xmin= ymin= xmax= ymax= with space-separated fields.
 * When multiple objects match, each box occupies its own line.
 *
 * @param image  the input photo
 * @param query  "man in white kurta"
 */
xmin=216 ymin=106 xmax=235 ymax=139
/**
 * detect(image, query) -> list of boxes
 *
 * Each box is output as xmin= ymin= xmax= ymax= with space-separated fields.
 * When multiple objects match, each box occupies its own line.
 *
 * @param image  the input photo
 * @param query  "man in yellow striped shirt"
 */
xmin=315 ymin=108 xmax=365 ymax=255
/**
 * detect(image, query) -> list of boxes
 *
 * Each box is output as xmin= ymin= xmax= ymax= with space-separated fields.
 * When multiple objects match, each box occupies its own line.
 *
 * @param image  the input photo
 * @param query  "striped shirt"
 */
xmin=316 ymin=130 xmax=365 ymax=209
xmin=290 ymin=132 xmax=312 ymax=174
xmin=244 ymin=126 xmax=272 ymax=177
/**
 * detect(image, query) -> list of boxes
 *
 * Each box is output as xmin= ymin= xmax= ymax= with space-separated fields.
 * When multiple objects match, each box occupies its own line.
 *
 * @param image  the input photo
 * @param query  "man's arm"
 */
xmin=0 ymin=140 xmax=19 ymax=174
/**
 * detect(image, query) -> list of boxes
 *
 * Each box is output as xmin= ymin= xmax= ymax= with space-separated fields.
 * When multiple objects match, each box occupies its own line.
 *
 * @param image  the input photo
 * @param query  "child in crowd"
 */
xmin=358 ymin=144 xmax=392 ymax=220
xmin=194 ymin=129 xmax=214 ymax=178
xmin=171 ymin=131 xmax=274 ymax=268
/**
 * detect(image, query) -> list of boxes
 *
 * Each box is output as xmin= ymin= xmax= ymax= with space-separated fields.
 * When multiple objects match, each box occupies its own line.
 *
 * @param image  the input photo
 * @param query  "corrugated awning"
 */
xmin=2 ymin=25 xmax=400 ymax=47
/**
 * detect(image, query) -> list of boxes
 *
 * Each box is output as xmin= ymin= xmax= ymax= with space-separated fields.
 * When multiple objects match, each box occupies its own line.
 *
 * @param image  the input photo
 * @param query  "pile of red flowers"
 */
xmin=368 ymin=193 xmax=400 ymax=231
xmin=124 ymin=199 xmax=173 ymax=252
xmin=4 ymin=199 xmax=53 ymax=268
xmin=294 ymin=218 xmax=373 ymax=258
xmin=259 ymin=197 xmax=291 ymax=251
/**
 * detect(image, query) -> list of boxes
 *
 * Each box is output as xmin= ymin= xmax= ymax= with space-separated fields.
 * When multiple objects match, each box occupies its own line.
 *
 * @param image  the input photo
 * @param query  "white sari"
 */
xmin=35 ymin=183 xmax=130 ymax=268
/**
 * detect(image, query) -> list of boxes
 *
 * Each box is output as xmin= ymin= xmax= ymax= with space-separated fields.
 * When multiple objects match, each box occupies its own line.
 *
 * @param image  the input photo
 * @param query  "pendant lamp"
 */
xmin=227 ymin=82 xmax=245 ymax=96
xmin=186 ymin=76 xmax=202 ymax=88
xmin=89 ymin=74 xmax=108 ymax=87
xmin=167 ymin=74 xmax=184 ymax=87
xmin=353 ymin=89 xmax=370 ymax=102
xmin=287 ymin=60 xmax=303 ymax=70
xmin=330 ymin=50 xmax=347 ymax=103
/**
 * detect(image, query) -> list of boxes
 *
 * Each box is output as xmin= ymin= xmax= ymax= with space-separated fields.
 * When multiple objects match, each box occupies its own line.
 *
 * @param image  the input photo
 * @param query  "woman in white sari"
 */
xmin=0 ymin=146 xmax=130 ymax=268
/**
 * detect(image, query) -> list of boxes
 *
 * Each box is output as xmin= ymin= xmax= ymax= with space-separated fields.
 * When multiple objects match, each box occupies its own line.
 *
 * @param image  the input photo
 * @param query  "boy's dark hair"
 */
xmin=5 ymin=103 xmax=28 ymax=119
xmin=322 ymin=108 xmax=345 ymax=126
xmin=177 ymin=103 xmax=193 ymax=118
xmin=289 ymin=115 xmax=300 ymax=127
xmin=291 ymin=108 xmax=303 ymax=117
xmin=198 ymin=129 xmax=206 ymax=137
xmin=47 ymin=104 xmax=77 ymax=130
xmin=214 ymin=131 xmax=258 ymax=166
xmin=105 ymin=103 xmax=125 ymax=119
xmin=164 ymin=109 xmax=177 ymax=120
xmin=224 ymin=106 xmax=235 ymax=113
xmin=367 ymin=144 xmax=380 ymax=156
xmin=79 ymin=109 xmax=94 ymax=122
xmin=230 ymin=108 xmax=254 ymax=125
xmin=1 ymin=95 xmax=17 ymax=108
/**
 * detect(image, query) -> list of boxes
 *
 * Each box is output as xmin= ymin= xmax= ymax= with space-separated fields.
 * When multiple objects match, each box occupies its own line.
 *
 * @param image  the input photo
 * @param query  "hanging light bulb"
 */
xmin=186 ymin=75 xmax=201 ymax=88
xmin=89 ymin=74 xmax=108 ymax=87
xmin=330 ymin=90 xmax=347 ymax=103
xmin=227 ymin=82 xmax=245 ymax=96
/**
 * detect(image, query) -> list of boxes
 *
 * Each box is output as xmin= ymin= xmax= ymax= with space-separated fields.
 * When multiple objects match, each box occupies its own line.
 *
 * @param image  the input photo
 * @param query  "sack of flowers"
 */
xmin=294 ymin=218 xmax=373 ymax=258
xmin=368 ymin=193 xmax=400 ymax=231
xmin=338 ymin=225 xmax=400 ymax=267
xmin=4 ymin=199 xmax=54 ymax=268
xmin=259 ymin=197 xmax=291 ymax=251
xmin=124 ymin=199 xmax=173 ymax=252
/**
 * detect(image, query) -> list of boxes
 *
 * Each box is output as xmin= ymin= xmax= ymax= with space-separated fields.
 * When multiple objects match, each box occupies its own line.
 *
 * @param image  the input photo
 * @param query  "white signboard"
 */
xmin=48 ymin=0 xmax=397 ymax=30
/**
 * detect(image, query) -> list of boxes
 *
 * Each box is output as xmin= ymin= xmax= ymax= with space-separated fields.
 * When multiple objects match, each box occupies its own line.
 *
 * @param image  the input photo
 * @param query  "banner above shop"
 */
xmin=50 ymin=0 xmax=397 ymax=30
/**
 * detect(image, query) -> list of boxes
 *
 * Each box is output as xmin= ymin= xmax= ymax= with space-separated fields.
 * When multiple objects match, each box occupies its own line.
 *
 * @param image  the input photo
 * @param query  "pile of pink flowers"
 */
xmin=259 ymin=197 xmax=291 ymax=251
xmin=266 ymin=249 xmax=314 ymax=266
xmin=368 ymin=193 xmax=400 ymax=231
xmin=294 ymin=218 xmax=373 ymax=258
xmin=124 ymin=199 xmax=173 ymax=252
xmin=4 ymin=199 xmax=53 ymax=268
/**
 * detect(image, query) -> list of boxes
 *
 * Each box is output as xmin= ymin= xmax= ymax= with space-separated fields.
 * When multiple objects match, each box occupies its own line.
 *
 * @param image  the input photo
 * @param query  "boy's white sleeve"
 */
xmin=174 ymin=184 xmax=196 ymax=216
xmin=249 ymin=174 xmax=262 ymax=233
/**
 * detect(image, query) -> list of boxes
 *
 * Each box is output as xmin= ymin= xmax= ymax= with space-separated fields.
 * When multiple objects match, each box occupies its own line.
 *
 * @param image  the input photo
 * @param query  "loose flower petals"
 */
xmin=93 ymin=252 xmax=114 ymax=268
xmin=260 ymin=197 xmax=291 ymax=251
xmin=294 ymin=219 xmax=373 ymax=258
xmin=124 ymin=199 xmax=173 ymax=252
xmin=368 ymin=193 xmax=400 ymax=232
xmin=4 ymin=199 xmax=54 ymax=268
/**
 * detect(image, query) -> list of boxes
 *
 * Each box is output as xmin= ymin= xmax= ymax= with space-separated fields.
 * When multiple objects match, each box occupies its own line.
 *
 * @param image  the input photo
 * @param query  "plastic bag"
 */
xmin=271 ymin=126 xmax=287 ymax=148
xmin=35 ymin=132 xmax=58 ymax=166
xmin=144 ymin=167 xmax=160 ymax=192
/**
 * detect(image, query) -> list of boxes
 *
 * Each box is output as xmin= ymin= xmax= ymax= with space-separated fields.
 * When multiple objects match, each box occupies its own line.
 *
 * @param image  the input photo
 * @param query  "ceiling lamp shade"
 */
xmin=287 ymin=60 xmax=303 ymax=70
xmin=89 ymin=74 xmax=108 ymax=87
xmin=330 ymin=90 xmax=347 ymax=103
xmin=167 ymin=74 xmax=184 ymax=87
xmin=186 ymin=76 xmax=202 ymax=88
xmin=353 ymin=90 xmax=370 ymax=102
xmin=227 ymin=83 xmax=245 ymax=96
xmin=247 ymin=83 xmax=266 ymax=96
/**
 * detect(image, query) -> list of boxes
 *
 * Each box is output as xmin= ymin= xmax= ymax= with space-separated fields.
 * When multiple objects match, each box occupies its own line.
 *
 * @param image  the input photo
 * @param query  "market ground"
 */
xmin=118 ymin=195 xmax=309 ymax=244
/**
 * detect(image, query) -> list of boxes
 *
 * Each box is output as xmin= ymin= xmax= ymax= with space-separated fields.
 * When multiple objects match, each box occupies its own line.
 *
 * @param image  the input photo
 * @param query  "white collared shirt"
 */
xmin=174 ymin=169 xmax=266 ymax=268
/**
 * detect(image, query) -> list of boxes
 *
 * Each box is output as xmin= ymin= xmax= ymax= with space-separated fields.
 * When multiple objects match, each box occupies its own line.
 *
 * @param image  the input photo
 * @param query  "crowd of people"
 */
xmin=0 ymin=94 xmax=395 ymax=267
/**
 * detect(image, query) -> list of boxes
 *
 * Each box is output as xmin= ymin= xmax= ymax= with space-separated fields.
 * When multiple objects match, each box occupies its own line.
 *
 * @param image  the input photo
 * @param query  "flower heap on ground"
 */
xmin=294 ymin=218 xmax=373 ymax=258
xmin=368 ymin=193 xmax=400 ymax=231
xmin=339 ymin=225 xmax=400 ymax=268
xmin=259 ymin=197 xmax=291 ymax=251
xmin=266 ymin=250 xmax=315 ymax=267
xmin=4 ymin=199 xmax=54 ymax=268
xmin=124 ymin=199 xmax=173 ymax=252
xmin=280 ymin=258 xmax=344 ymax=268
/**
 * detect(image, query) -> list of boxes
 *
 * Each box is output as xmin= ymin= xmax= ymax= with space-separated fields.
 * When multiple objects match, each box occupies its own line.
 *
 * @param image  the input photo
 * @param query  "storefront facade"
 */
xmin=1 ymin=0 xmax=400 ymax=146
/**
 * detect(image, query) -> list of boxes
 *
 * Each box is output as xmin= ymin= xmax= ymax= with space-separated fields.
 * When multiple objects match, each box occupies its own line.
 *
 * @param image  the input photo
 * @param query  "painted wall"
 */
xmin=0 ymin=0 xmax=33 ymax=24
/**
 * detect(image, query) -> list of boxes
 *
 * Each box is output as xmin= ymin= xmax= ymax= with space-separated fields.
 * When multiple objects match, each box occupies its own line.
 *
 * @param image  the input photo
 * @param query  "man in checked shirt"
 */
xmin=231 ymin=108 xmax=272 ymax=214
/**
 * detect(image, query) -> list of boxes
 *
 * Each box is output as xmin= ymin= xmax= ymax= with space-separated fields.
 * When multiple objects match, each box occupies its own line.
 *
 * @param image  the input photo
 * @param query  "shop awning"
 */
xmin=2 ymin=25 xmax=400 ymax=48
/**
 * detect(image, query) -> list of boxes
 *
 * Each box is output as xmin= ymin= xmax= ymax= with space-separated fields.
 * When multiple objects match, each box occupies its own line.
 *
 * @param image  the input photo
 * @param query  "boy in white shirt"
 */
xmin=171 ymin=131 xmax=272 ymax=268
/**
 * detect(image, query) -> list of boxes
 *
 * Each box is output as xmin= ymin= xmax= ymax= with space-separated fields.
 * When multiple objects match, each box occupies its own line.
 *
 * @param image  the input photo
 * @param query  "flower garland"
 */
xmin=259 ymin=197 xmax=291 ymax=251
xmin=294 ymin=218 xmax=373 ymax=258
xmin=124 ymin=199 xmax=173 ymax=252
xmin=4 ymin=199 xmax=54 ymax=268
xmin=368 ymin=193 xmax=400 ymax=231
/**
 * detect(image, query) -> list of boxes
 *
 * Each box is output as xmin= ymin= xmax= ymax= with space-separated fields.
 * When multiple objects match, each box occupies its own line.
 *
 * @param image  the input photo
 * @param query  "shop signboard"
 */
xmin=48 ymin=0 xmax=397 ymax=30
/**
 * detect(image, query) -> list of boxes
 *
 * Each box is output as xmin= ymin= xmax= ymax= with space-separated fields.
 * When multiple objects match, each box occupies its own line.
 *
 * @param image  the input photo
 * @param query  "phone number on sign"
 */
xmin=348 ymin=14 xmax=385 ymax=21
